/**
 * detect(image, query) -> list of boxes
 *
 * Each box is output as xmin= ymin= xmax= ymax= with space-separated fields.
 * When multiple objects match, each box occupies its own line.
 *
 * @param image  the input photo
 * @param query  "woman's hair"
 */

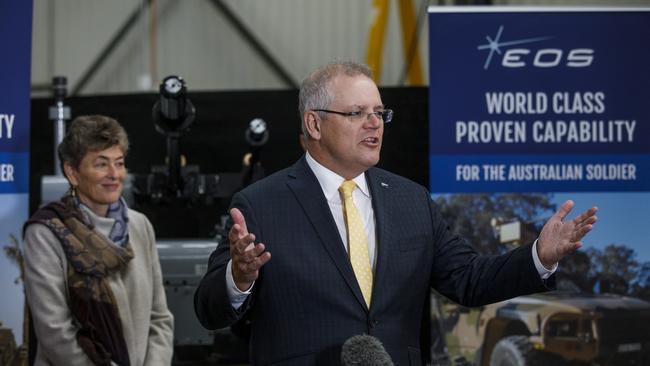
xmin=58 ymin=115 xmax=129 ymax=171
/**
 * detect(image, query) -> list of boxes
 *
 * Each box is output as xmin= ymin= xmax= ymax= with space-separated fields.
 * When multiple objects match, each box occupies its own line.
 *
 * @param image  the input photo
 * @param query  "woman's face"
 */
xmin=65 ymin=145 xmax=126 ymax=216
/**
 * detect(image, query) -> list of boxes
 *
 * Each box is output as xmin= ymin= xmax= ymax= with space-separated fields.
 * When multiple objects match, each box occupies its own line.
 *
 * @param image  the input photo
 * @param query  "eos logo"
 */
xmin=502 ymin=48 xmax=594 ymax=68
xmin=478 ymin=26 xmax=594 ymax=69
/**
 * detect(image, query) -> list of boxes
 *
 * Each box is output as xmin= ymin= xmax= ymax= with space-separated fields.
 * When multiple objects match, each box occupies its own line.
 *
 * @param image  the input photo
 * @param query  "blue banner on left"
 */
xmin=0 ymin=153 xmax=29 ymax=193
xmin=0 ymin=0 xmax=33 ymax=351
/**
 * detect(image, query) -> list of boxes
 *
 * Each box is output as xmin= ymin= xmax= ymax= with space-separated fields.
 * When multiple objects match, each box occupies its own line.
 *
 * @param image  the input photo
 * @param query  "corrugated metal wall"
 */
xmin=31 ymin=0 xmax=649 ymax=95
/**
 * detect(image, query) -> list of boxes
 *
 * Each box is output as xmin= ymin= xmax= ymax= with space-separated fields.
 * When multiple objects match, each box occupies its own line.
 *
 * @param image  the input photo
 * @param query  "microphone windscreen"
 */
xmin=341 ymin=334 xmax=394 ymax=366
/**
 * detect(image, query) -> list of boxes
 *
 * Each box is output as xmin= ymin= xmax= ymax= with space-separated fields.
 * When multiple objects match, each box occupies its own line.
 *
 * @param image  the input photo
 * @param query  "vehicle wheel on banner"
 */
xmin=489 ymin=335 xmax=537 ymax=366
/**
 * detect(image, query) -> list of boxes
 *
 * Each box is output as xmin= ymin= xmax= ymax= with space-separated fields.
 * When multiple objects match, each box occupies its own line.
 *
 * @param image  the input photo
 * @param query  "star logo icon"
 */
xmin=477 ymin=26 xmax=553 ymax=69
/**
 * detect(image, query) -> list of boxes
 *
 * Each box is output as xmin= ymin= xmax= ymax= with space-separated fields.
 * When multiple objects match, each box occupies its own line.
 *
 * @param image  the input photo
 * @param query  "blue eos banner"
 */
xmin=428 ymin=8 xmax=650 ymax=193
xmin=0 ymin=0 xmax=32 ymax=348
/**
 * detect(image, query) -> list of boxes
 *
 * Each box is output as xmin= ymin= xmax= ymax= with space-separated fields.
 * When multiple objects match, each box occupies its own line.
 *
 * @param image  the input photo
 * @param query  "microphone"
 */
xmin=341 ymin=334 xmax=394 ymax=366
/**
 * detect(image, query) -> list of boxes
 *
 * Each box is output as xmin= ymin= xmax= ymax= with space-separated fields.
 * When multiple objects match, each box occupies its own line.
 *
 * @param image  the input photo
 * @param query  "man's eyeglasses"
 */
xmin=312 ymin=109 xmax=393 ymax=124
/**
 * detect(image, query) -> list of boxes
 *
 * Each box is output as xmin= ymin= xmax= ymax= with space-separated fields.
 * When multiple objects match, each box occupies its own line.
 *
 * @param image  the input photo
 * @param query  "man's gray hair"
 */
xmin=298 ymin=61 xmax=373 ymax=135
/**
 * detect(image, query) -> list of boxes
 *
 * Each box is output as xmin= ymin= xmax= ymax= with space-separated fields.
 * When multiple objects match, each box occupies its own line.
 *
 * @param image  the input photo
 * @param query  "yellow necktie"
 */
xmin=339 ymin=180 xmax=373 ymax=307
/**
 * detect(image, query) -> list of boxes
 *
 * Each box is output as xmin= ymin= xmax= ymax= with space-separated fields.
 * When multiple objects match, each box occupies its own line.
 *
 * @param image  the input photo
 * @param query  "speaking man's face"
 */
xmin=316 ymin=75 xmax=385 ymax=179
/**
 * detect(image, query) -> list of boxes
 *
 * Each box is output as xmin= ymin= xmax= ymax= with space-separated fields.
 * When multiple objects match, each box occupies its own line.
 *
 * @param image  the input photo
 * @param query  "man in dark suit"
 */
xmin=194 ymin=61 xmax=598 ymax=365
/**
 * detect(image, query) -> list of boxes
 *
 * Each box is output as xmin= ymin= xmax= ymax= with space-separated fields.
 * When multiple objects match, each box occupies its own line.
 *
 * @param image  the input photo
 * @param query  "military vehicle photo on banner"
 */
xmin=426 ymin=193 xmax=650 ymax=366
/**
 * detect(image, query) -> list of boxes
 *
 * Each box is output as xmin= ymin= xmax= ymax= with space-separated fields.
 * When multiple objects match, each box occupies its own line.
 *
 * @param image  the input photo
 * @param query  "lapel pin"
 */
xmin=381 ymin=182 xmax=389 ymax=188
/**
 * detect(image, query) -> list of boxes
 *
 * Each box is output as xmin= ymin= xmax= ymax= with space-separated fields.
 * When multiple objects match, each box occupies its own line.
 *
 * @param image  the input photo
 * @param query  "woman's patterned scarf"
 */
xmin=25 ymin=194 xmax=133 ymax=366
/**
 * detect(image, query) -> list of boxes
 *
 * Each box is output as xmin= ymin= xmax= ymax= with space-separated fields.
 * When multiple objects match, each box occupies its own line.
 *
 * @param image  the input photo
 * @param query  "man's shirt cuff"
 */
xmin=226 ymin=260 xmax=253 ymax=309
xmin=532 ymin=239 xmax=557 ymax=280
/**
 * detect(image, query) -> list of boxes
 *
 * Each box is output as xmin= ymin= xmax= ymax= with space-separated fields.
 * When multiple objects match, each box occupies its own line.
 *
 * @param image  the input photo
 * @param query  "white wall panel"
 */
xmin=31 ymin=0 xmax=52 ymax=88
xmin=32 ymin=0 xmax=434 ymax=94
xmin=32 ymin=0 xmax=142 ymax=94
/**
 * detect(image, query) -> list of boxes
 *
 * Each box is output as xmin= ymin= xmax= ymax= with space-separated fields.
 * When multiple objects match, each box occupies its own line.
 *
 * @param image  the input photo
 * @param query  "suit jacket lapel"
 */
xmin=366 ymin=168 xmax=392 ymax=309
xmin=286 ymin=157 xmax=368 ymax=310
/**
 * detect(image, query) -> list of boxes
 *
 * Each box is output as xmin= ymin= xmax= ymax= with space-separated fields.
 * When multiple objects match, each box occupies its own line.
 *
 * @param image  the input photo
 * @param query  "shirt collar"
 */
xmin=305 ymin=151 xmax=370 ymax=203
